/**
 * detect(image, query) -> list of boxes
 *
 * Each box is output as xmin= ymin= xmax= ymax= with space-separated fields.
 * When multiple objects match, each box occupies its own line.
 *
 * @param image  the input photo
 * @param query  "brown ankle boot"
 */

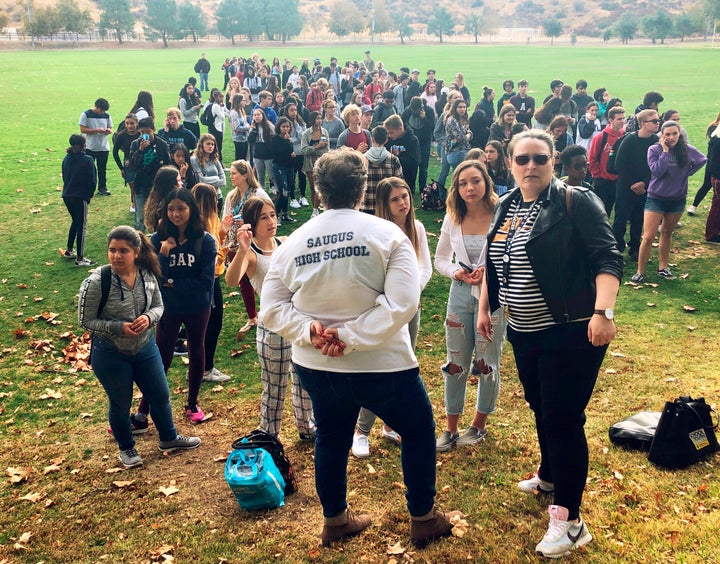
xmin=321 ymin=508 xmax=372 ymax=547
xmin=410 ymin=508 xmax=464 ymax=548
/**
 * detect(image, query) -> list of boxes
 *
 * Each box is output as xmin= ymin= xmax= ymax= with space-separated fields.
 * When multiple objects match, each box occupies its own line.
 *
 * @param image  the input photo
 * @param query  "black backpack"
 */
xmin=420 ymin=180 xmax=447 ymax=211
xmin=606 ymin=132 xmax=629 ymax=176
xmin=232 ymin=430 xmax=297 ymax=495
xmin=200 ymin=102 xmax=214 ymax=127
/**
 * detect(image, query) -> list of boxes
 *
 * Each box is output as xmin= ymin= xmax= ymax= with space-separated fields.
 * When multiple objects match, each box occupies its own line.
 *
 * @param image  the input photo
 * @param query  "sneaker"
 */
xmin=289 ymin=198 xmax=301 ymax=209
xmin=535 ymin=505 xmax=592 ymax=558
xmin=657 ymin=267 xmax=676 ymax=279
xmin=276 ymin=218 xmax=282 ymax=227
xmin=281 ymin=214 xmax=297 ymax=224
xmin=300 ymin=197 xmax=309 ymax=207
xmin=687 ymin=205 xmax=697 ymax=216
xmin=98 ymin=189 xmax=111 ymax=196
xmin=130 ymin=205 xmax=136 ymax=213
xmin=410 ymin=507 xmax=465 ymax=549
xmin=158 ymin=434 xmax=201 ymax=453
xmin=382 ymin=428 xmax=401 ymax=444
xmin=75 ymin=258 xmax=97 ymax=267
xmin=185 ymin=405 xmax=206 ymax=424
xmin=456 ymin=426 xmax=487 ymax=446
xmin=203 ymin=367 xmax=231 ymax=382
xmin=706 ymin=236 xmax=720 ymax=245
xmin=321 ymin=508 xmax=371 ymax=547
xmin=630 ymin=273 xmax=644 ymax=284
xmin=351 ymin=433 xmax=370 ymax=458
xmin=130 ymin=413 xmax=149 ymax=435
xmin=173 ymin=341 xmax=188 ymax=356
xmin=118 ymin=447 xmax=143 ymax=468
xmin=518 ymin=473 xmax=555 ymax=494
xmin=311 ymin=208 xmax=319 ymax=218
xmin=436 ymin=431 xmax=459 ymax=452
xmin=59 ymin=248 xmax=76 ymax=259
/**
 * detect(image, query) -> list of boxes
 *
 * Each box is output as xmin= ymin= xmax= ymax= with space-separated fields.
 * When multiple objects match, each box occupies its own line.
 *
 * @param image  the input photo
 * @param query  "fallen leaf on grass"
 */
xmin=687 ymin=326 xmax=696 ymax=331
xmin=180 ymin=356 xmax=189 ymax=365
xmin=18 ymin=532 xmax=32 ymax=543
xmin=646 ymin=303 xmax=656 ymax=307
xmin=229 ymin=349 xmax=244 ymax=357
xmin=150 ymin=544 xmax=174 ymax=559
xmin=646 ymin=283 xmax=659 ymax=288
xmin=159 ymin=485 xmax=180 ymax=497
xmin=614 ymin=470 xmax=624 ymax=480
xmin=682 ymin=305 xmax=697 ymax=312
xmin=609 ymin=352 xmax=626 ymax=357
xmin=105 ymin=467 xmax=123 ymax=474
xmin=367 ymin=463 xmax=376 ymax=474
xmin=43 ymin=464 xmax=61 ymax=475
xmin=605 ymin=368 xmax=617 ymax=374
xmin=307 ymin=548 xmax=321 ymax=560
xmin=679 ymin=273 xmax=689 ymax=279
xmin=213 ymin=455 xmax=228 ymax=463
xmin=39 ymin=388 xmax=62 ymax=400
xmin=6 ymin=466 xmax=32 ymax=484
xmin=112 ymin=480 xmax=135 ymax=488
xmin=387 ymin=541 xmax=405 ymax=555
xmin=20 ymin=492 xmax=44 ymax=503
xmin=450 ymin=513 xmax=469 ymax=538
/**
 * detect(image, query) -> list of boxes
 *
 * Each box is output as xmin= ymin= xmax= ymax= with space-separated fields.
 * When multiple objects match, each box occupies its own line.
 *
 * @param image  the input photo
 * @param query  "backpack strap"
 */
xmin=565 ymin=186 xmax=574 ymax=220
xmin=97 ymin=265 xmax=112 ymax=318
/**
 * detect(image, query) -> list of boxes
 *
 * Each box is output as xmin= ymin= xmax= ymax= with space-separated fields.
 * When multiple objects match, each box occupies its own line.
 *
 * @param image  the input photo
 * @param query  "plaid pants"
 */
xmin=257 ymin=324 xmax=314 ymax=438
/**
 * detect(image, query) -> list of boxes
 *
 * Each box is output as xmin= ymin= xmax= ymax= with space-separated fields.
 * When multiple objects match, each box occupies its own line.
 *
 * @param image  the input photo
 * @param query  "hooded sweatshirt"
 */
xmin=62 ymin=151 xmax=97 ymax=200
xmin=588 ymin=124 xmax=624 ymax=181
xmin=363 ymin=147 xmax=403 ymax=213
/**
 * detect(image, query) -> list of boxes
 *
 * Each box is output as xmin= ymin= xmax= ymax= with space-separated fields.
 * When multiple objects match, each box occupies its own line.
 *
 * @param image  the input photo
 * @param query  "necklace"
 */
xmin=252 ymin=237 xmax=276 ymax=255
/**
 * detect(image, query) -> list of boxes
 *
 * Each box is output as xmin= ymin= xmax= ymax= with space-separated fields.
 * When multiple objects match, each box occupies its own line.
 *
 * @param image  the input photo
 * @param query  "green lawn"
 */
xmin=0 ymin=45 xmax=719 ymax=562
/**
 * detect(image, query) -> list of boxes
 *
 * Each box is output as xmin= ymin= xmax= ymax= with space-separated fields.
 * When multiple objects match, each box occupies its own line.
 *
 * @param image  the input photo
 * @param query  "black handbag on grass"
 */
xmin=648 ymin=396 xmax=719 ymax=469
xmin=608 ymin=411 xmax=661 ymax=451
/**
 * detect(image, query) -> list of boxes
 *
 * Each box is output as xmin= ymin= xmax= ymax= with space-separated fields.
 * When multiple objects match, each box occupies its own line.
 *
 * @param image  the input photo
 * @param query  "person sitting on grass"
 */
xmin=78 ymin=225 xmax=201 ymax=469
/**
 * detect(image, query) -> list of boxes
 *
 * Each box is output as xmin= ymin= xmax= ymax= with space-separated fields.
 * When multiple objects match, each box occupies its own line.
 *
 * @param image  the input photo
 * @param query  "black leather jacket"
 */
xmin=486 ymin=178 xmax=623 ymax=324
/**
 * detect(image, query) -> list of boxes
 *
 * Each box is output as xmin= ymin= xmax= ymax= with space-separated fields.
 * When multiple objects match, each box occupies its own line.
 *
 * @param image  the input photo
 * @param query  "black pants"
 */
xmin=86 ymin=149 xmax=109 ymax=192
xmin=234 ymin=141 xmax=249 ymax=161
xmin=592 ymin=177 xmax=616 ymax=217
xmin=209 ymin=125 xmax=224 ymax=164
xmin=204 ymin=277 xmax=223 ymax=371
xmin=293 ymin=154 xmax=306 ymax=199
xmin=613 ymin=183 xmax=646 ymax=254
xmin=185 ymin=121 xmax=200 ymax=140
xmin=692 ymin=164 xmax=713 ymax=208
xmin=63 ymin=197 xmax=88 ymax=257
xmin=418 ymin=140 xmax=431 ymax=193
xmin=508 ymin=321 xmax=607 ymax=520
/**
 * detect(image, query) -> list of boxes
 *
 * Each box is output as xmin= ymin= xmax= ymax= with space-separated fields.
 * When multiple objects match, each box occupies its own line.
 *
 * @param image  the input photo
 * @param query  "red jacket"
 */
xmin=305 ymin=88 xmax=324 ymax=112
xmin=363 ymin=82 xmax=384 ymax=105
xmin=588 ymin=125 xmax=624 ymax=181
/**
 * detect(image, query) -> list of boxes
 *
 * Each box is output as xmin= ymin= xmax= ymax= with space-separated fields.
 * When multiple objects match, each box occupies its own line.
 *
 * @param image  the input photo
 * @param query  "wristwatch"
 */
xmin=594 ymin=308 xmax=614 ymax=320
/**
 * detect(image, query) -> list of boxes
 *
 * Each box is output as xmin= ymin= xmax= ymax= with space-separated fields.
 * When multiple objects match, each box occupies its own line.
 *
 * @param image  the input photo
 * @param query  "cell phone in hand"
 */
xmin=458 ymin=261 xmax=474 ymax=273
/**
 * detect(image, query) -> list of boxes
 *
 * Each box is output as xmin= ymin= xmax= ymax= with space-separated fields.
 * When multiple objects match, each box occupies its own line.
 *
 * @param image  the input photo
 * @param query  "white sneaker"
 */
xmin=351 ymin=433 xmax=370 ymax=458
xmin=300 ymin=197 xmax=309 ymax=207
xmin=311 ymin=208 xmax=320 ymax=218
xmin=518 ymin=473 xmax=555 ymax=494
xmin=535 ymin=505 xmax=592 ymax=558
xmin=289 ymin=199 xmax=301 ymax=209
xmin=203 ymin=367 xmax=231 ymax=382
xmin=130 ymin=205 xmax=136 ymax=213
xmin=687 ymin=205 xmax=697 ymax=216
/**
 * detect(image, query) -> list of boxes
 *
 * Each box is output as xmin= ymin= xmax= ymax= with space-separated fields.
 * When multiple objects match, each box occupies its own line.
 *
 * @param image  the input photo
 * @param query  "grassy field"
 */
xmin=1 ymin=45 xmax=719 ymax=563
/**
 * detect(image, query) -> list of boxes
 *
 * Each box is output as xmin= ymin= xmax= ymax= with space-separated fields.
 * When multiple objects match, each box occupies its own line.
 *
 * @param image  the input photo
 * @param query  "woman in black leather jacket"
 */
xmin=478 ymin=129 xmax=622 ymax=558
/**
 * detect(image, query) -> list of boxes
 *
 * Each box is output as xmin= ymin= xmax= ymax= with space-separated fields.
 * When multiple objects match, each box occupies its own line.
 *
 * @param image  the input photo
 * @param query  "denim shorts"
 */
xmin=645 ymin=195 xmax=685 ymax=214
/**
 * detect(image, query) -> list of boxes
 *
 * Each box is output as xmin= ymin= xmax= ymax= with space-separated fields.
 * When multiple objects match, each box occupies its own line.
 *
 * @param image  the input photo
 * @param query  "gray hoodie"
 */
xmin=364 ymin=146 xmax=391 ymax=165
xmin=78 ymin=267 xmax=163 ymax=355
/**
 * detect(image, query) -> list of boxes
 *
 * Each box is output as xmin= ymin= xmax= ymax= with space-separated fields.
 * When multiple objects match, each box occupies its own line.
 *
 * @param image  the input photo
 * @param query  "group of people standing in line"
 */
xmin=60 ymin=51 xmax=718 ymax=557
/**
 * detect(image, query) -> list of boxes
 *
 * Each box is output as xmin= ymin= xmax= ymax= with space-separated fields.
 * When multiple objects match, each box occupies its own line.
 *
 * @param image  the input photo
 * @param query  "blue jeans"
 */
xmin=443 ymin=280 xmax=505 ymax=416
xmin=295 ymin=364 xmax=437 ymax=518
xmin=436 ymin=146 xmax=451 ymax=188
xmin=199 ymin=72 xmax=209 ymax=91
xmin=91 ymin=335 xmax=176 ymax=450
xmin=272 ymin=162 xmax=295 ymax=216
xmin=508 ymin=321 xmax=607 ymax=520
xmin=134 ymin=191 xmax=148 ymax=232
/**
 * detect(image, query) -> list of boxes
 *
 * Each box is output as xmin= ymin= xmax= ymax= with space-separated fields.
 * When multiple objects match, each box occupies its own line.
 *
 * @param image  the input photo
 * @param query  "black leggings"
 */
xmin=204 ymin=277 xmax=223 ymax=371
xmin=63 ymin=197 xmax=88 ymax=257
xmin=692 ymin=164 xmax=713 ymax=208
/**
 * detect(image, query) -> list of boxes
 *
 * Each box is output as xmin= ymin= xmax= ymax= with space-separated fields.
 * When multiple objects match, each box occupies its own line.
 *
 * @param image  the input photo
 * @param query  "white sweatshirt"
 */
xmin=259 ymin=208 xmax=420 ymax=373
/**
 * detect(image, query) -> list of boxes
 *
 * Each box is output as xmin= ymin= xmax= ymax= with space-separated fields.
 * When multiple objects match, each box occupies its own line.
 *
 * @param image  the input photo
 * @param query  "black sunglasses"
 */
xmin=513 ymin=154 xmax=551 ymax=166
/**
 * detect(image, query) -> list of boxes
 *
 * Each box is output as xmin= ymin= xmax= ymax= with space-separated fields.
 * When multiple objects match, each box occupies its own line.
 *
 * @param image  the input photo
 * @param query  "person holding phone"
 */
xmin=434 ymin=160 xmax=505 ymax=452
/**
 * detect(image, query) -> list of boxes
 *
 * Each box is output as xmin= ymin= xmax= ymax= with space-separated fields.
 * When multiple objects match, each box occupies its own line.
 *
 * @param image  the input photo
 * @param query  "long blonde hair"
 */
xmin=446 ymin=160 xmax=498 ymax=223
xmin=375 ymin=177 xmax=420 ymax=257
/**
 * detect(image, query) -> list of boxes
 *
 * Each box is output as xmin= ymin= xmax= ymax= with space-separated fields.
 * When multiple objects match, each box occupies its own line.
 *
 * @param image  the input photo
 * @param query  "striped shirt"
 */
xmin=488 ymin=198 xmax=555 ymax=332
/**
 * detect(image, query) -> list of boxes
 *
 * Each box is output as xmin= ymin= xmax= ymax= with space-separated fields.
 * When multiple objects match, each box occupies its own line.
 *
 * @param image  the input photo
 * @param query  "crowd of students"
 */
xmin=62 ymin=50 xmax=718 ymax=557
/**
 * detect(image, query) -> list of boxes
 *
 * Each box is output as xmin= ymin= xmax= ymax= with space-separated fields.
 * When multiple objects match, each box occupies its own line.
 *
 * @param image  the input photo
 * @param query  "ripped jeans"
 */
xmin=443 ymin=280 xmax=506 ymax=416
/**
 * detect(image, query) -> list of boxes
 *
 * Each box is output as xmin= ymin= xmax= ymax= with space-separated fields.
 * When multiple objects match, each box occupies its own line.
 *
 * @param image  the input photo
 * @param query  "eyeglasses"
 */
xmin=645 ymin=119 xmax=661 ymax=124
xmin=513 ymin=154 xmax=551 ymax=166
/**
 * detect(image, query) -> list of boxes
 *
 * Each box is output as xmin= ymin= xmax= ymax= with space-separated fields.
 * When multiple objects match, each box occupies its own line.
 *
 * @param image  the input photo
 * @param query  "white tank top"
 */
xmin=249 ymin=238 xmax=281 ymax=295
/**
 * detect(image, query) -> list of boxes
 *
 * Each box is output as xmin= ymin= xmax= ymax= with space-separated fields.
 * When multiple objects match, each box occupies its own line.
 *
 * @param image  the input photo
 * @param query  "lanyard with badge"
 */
xmin=499 ymin=195 xmax=540 ymax=318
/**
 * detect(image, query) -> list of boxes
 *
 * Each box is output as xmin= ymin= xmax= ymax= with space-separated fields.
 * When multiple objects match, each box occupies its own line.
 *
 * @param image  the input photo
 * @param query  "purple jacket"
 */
xmin=647 ymin=143 xmax=706 ymax=200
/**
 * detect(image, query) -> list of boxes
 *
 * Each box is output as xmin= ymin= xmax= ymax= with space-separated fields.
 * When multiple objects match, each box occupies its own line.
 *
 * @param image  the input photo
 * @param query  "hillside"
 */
xmin=1 ymin=0 xmax=706 ymax=40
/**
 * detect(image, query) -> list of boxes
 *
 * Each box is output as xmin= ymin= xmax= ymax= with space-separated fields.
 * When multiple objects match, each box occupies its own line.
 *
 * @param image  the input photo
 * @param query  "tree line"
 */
xmin=15 ymin=0 xmax=720 ymax=47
